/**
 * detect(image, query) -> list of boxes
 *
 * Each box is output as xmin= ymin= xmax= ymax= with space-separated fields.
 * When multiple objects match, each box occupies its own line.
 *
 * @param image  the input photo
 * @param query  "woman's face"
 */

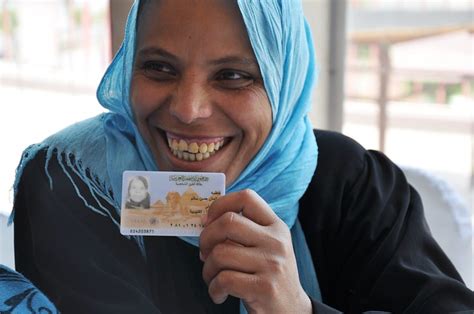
xmin=129 ymin=178 xmax=147 ymax=203
xmin=131 ymin=0 xmax=272 ymax=186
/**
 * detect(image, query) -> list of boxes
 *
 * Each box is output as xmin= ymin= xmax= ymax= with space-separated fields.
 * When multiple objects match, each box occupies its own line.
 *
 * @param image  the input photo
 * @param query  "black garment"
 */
xmin=14 ymin=130 xmax=474 ymax=313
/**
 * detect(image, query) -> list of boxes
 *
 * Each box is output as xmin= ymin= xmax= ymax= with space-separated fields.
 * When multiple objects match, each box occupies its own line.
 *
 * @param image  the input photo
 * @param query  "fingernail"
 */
xmin=199 ymin=251 xmax=205 ymax=262
xmin=201 ymin=214 xmax=208 ymax=226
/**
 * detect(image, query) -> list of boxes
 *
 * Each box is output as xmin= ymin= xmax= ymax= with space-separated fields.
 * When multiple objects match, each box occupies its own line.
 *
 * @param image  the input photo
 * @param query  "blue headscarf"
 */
xmin=10 ymin=0 xmax=321 ymax=311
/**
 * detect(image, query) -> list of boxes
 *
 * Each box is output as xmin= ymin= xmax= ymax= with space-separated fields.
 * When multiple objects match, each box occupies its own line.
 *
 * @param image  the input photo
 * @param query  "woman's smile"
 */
xmin=164 ymin=131 xmax=227 ymax=162
xmin=151 ymin=125 xmax=234 ymax=166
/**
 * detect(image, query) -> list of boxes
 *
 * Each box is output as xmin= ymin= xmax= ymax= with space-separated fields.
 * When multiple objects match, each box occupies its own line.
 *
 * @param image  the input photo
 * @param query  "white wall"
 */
xmin=0 ymin=214 xmax=14 ymax=269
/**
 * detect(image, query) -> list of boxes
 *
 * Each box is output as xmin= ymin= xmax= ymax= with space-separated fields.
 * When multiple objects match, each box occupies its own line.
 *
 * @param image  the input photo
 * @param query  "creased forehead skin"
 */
xmin=137 ymin=0 xmax=209 ymax=30
xmin=135 ymin=0 xmax=252 ymax=62
xmin=136 ymin=0 xmax=242 ymax=43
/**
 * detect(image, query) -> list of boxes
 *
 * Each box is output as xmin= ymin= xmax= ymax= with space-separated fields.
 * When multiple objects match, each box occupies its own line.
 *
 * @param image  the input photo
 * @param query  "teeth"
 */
xmin=189 ymin=142 xmax=199 ymax=154
xmin=208 ymin=143 xmax=215 ymax=153
xmin=166 ymin=134 xmax=227 ymax=162
xmin=170 ymin=148 xmax=217 ymax=162
xmin=172 ymin=140 xmax=179 ymax=150
xmin=183 ymin=152 xmax=190 ymax=161
xmin=199 ymin=143 xmax=208 ymax=154
xmin=178 ymin=140 xmax=188 ymax=152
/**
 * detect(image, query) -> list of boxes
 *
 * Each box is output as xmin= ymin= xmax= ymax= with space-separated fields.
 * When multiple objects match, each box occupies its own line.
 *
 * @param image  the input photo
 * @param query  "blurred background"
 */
xmin=0 ymin=0 xmax=472 ymax=288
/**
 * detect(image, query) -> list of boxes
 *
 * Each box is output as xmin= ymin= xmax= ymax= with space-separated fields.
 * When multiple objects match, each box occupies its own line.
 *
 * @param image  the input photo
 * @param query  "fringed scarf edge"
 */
xmin=9 ymin=118 xmax=146 ymax=259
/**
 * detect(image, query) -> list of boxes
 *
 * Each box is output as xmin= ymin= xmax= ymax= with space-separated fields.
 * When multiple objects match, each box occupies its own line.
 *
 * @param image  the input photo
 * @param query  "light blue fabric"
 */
xmin=0 ymin=265 xmax=58 ymax=313
xmin=10 ymin=0 xmax=322 ymax=311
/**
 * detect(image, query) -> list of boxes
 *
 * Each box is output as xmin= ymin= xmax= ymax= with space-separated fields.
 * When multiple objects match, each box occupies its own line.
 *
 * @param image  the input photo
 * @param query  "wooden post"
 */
xmin=327 ymin=0 xmax=347 ymax=132
xmin=109 ymin=0 xmax=134 ymax=56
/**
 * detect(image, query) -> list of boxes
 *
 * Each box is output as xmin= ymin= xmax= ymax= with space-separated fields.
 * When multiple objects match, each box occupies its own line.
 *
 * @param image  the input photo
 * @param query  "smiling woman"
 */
xmin=3 ymin=0 xmax=474 ymax=313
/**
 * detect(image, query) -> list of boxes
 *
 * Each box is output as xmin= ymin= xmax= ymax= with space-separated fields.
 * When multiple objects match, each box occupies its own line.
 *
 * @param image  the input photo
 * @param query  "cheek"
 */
xmin=233 ymin=89 xmax=272 ymax=138
xmin=130 ymin=77 xmax=162 ymax=118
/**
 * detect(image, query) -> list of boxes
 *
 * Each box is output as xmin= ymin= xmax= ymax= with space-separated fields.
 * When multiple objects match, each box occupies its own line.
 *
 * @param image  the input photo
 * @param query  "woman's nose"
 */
xmin=170 ymin=76 xmax=212 ymax=124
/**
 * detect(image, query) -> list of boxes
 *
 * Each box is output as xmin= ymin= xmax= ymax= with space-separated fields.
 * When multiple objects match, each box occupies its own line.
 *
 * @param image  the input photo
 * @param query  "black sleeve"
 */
xmin=14 ymin=150 xmax=160 ymax=314
xmin=300 ymin=130 xmax=474 ymax=313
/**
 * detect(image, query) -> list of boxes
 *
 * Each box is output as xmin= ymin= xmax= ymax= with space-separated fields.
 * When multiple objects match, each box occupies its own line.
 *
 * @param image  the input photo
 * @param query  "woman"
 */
xmin=7 ymin=0 xmax=474 ymax=313
xmin=125 ymin=176 xmax=151 ymax=209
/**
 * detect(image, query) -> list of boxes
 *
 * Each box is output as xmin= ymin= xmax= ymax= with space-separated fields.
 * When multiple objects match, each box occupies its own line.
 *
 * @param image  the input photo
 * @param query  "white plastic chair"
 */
xmin=401 ymin=166 xmax=473 ymax=289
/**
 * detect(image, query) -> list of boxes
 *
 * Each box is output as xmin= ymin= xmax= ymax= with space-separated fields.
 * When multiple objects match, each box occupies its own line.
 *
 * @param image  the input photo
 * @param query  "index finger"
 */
xmin=205 ymin=189 xmax=278 ymax=227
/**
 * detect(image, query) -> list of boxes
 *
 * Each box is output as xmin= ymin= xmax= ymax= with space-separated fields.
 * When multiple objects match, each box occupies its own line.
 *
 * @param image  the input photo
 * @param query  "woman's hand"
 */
xmin=199 ymin=189 xmax=312 ymax=314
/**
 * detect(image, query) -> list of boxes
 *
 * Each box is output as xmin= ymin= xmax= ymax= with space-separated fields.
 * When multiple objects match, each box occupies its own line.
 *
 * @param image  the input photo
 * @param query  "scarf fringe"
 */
xmin=9 ymin=144 xmax=43 ymax=225
xmin=10 ymin=144 xmax=146 ymax=259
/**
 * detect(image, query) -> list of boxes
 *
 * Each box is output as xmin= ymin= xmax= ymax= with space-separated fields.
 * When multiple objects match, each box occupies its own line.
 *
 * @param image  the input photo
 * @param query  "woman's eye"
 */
xmin=142 ymin=61 xmax=176 ymax=78
xmin=218 ymin=71 xmax=244 ymax=80
xmin=216 ymin=70 xmax=253 ymax=88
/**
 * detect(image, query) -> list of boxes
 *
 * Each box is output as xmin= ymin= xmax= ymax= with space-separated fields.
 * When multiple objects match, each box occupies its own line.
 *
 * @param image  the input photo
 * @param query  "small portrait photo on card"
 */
xmin=125 ymin=176 xmax=151 ymax=210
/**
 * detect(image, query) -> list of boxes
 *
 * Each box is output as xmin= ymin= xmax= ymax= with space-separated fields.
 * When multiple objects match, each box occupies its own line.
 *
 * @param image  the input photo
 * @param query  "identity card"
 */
xmin=120 ymin=171 xmax=225 ymax=236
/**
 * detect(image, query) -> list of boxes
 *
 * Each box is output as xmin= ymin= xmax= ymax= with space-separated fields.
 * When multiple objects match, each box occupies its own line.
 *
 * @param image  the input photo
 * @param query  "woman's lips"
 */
xmin=164 ymin=131 xmax=228 ymax=162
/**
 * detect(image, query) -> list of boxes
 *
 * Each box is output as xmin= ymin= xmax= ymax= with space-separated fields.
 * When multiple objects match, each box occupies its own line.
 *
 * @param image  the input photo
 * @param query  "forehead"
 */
xmin=130 ymin=179 xmax=145 ymax=186
xmin=135 ymin=0 xmax=254 ymax=59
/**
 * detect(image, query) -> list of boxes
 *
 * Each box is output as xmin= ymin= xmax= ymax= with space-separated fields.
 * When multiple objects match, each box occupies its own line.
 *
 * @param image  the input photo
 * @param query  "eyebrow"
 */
xmin=136 ymin=47 xmax=179 ymax=62
xmin=209 ymin=56 xmax=258 ymax=67
xmin=136 ymin=46 xmax=258 ymax=67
